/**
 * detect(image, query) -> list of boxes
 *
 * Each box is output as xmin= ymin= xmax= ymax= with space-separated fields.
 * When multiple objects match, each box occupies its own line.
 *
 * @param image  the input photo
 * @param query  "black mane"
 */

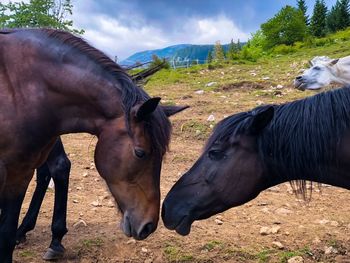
xmin=208 ymin=87 xmax=350 ymax=194
xmin=19 ymin=28 xmax=171 ymax=156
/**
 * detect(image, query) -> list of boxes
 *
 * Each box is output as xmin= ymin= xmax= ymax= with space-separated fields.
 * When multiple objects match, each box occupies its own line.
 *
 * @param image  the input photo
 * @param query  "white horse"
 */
xmin=294 ymin=55 xmax=350 ymax=90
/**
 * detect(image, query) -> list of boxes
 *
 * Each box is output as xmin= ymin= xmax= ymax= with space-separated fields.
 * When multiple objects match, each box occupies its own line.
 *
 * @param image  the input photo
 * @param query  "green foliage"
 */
xmin=310 ymin=0 xmax=328 ymax=37
xmin=273 ymin=44 xmax=296 ymax=54
xmin=239 ymin=30 xmax=266 ymax=61
xmin=327 ymin=0 xmax=350 ymax=32
xmin=150 ymin=54 xmax=170 ymax=69
xmin=213 ymin=40 xmax=225 ymax=62
xmin=297 ymin=0 xmax=309 ymax=25
xmin=0 ymin=0 xmax=83 ymax=34
xmin=261 ymin=5 xmax=308 ymax=49
xmin=227 ymin=39 xmax=241 ymax=60
xmin=207 ymin=50 xmax=213 ymax=63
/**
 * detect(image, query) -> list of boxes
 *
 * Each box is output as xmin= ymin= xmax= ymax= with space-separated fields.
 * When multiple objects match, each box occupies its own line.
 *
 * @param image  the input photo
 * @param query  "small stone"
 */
xmin=215 ymin=215 xmax=223 ymax=220
xmin=126 ymin=239 xmax=136 ymax=245
xmin=83 ymin=171 xmax=89 ymax=177
xmin=276 ymin=84 xmax=284 ymax=89
xmin=144 ymin=259 xmax=153 ymax=263
xmin=195 ymin=90 xmax=204 ymax=95
xmin=275 ymin=208 xmax=293 ymax=215
xmin=73 ymin=219 xmax=87 ymax=228
xmin=73 ymin=199 xmax=79 ymax=204
xmin=270 ymin=225 xmax=281 ymax=234
xmin=324 ymin=246 xmax=338 ymax=255
xmin=260 ymin=227 xmax=270 ymax=235
xmin=207 ymin=114 xmax=215 ymax=122
xmin=91 ymin=200 xmax=101 ymax=207
xmin=215 ymin=219 xmax=223 ymax=225
xmin=262 ymin=76 xmax=270 ymax=80
xmin=330 ymin=221 xmax=339 ymax=227
xmin=76 ymin=186 xmax=82 ymax=190
xmin=141 ymin=247 xmax=148 ymax=253
xmin=288 ymin=256 xmax=304 ymax=263
xmin=256 ymin=100 xmax=264 ymax=106
xmin=272 ymin=241 xmax=284 ymax=249
xmin=106 ymin=200 xmax=115 ymax=208
xmin=312 ymin=237 xmax=321 ymax=244
xmin=261 ymin=207 xmax=270 ymax=213
xmin=317 ymin=219 xmax=330 ymax=225
xmin=206 ymin=82 xmax=217 ymax=87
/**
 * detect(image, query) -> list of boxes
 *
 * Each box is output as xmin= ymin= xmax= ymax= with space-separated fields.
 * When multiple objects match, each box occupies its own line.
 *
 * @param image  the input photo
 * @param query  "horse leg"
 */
xmin=16 ymin=163 xmax=51 ymax=244
xmin=0 ymin=175 xmax=32 ymax=263
xmin=43 ymin=139 xmax=71 ymax=261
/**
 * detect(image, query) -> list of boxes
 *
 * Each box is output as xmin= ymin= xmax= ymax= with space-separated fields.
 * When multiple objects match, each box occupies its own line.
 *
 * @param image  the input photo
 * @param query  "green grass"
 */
xmin=81 ymin=237 xmax=104 ymax=248
xmin=163 ymin=243 xmax=194 ymax=262
xmin=278 ymin=247 xmax=311 ymax=263
xmin=19 ymin=250 xmax=36 ymax=258
xmin=202 ymin=240 xmax=223 ymax=251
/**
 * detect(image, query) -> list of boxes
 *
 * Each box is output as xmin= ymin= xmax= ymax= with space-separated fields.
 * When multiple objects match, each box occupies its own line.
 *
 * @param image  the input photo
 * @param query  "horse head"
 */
xmin=162 ymin=106 xmax=274 ymax=235
xmin=294 ymin=56 xmax=339 ymax=91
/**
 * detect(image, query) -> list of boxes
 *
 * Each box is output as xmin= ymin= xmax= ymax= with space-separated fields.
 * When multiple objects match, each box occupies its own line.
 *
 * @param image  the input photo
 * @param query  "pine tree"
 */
xmin=297 ymin=0 xmax=309 ymax=25
xmin=327 ymin=1 xmax=342 ymax=32
xmin=207 ymin=50 xmax=213 ymax=64
xmin=327 ymin=0 xmax=350 ymax=32
xmin=310 ymin=0 xmax=328 ymax=37
xmin=213 ymin=41 xmax=225 ymax=62
xmin=227 ymin=39 xmax=239 ymax=60
xmin=339 ymin=0 xmax=350 ymax=28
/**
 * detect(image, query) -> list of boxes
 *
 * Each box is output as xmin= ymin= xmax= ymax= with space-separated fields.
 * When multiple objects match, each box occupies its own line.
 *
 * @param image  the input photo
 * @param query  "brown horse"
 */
xmin=0 ymin=28 xmax=186 ymax=262
xmin=162 ymin=86 xmax=350 ymax=236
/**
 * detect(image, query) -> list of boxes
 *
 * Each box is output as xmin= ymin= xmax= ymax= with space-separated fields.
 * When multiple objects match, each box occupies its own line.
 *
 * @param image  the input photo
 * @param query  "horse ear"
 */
xmin=161 ymin=105 xmax=189 ymax=117
xmin=308 ymin=60 xmax=314 ymax=66
xmin=329 ymin=59 xmax=339 ymax=66
xmin=136 ymin=97 xmax=161 ymax=121
xmin=250 ymin=106 xmax=274 ymax=134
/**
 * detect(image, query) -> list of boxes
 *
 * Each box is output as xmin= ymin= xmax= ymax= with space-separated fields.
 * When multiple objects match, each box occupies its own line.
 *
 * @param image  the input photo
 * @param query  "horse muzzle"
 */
xmin=120 ymin=212 xmax=157 ymax=240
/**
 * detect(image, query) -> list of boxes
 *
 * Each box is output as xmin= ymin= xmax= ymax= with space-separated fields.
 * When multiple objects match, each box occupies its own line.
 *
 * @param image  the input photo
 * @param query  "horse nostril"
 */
xmin=295 ymin=76 xmax=303 ymax=80
xmin=137 ymin=222 xmax=156 ymax=240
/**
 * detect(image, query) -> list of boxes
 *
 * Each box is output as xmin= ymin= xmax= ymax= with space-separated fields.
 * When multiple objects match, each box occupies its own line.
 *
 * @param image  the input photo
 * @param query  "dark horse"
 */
xmin=15 ymin=63 xmax=168 ymax=261
xmin=162 ymin=86 xmax=350 ymax=236
xmin=0 ymin=28 xmax=186 ymax=262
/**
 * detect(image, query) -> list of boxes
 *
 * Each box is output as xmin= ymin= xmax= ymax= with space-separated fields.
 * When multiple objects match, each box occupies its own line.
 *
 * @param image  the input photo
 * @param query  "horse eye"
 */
xmin=208 ymin=150 xmax=225 ymax=161
xmin=313 ymin=66 xmax=321 ymax=71
xmin=134 ymin=148 xmax=146 ymax=159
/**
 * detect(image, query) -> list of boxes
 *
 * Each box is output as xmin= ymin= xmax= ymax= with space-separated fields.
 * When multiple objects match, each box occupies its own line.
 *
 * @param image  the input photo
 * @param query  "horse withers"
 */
xmin=162 ymin=86 xmax=350 ymax=236
xmin=294 ymin=55 xmax=350 ymax=90
xmin=0 ymin=28 xmax=187 ymax=262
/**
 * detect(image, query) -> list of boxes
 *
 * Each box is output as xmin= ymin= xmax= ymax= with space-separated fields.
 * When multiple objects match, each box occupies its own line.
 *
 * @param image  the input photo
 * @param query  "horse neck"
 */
xmin=332 ymin=60 xmax=350 ymax=84
xmin=39 ymin=60 xmax=124 ymax=136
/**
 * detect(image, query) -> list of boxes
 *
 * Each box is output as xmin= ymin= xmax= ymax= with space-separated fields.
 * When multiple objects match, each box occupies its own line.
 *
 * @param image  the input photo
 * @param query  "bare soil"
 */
xmin=13 ymin=79 xmax=350 ymax=263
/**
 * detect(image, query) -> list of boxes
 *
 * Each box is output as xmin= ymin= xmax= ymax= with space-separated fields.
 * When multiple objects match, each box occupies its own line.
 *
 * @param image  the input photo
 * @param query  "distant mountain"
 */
xmin=120 ymin=44 xmax=191 ymax=66
xmin=120 ymin=43 xmax=244 ymax=66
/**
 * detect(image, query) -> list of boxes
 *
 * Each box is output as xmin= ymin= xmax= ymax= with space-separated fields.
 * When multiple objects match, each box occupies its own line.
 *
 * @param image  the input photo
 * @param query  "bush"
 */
xmin=272 ymin=44 xmax=296 ymax=54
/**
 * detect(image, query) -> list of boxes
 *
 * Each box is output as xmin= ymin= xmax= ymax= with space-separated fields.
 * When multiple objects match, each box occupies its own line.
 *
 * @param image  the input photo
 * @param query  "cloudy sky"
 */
xmin=5 ymin=0 xmax=338 ymax=60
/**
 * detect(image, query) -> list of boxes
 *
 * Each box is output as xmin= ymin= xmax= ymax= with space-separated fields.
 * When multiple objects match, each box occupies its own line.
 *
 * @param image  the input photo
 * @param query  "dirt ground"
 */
xmin=13 ymin=81 xmax=350 ymax=263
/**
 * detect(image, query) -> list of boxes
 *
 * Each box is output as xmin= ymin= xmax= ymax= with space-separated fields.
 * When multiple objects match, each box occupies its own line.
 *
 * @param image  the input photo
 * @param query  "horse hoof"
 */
xmin=16 ymin=235 xmax=27 ymax=245
xmin=42 ymin=248 xmax=64 ymax=261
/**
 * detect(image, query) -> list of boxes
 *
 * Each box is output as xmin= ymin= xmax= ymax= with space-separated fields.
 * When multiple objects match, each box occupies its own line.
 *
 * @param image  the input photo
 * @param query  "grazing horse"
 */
xmin=15 ymin=63 xmax=168 ymax=261
xmin=294 ymin=55 xmax=350 ymax=90
xmin=0 ymin=28 xmax=186 ymax=262
xmin=162 ymin=86 xmax=350 ymax=236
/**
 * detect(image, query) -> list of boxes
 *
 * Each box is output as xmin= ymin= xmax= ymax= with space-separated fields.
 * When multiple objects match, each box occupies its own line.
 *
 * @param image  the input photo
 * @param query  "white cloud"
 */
xmin=2 ymin=0 xmax=249 ymax=60
xmin=76 ymin=14 xmax=249 ymax=60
